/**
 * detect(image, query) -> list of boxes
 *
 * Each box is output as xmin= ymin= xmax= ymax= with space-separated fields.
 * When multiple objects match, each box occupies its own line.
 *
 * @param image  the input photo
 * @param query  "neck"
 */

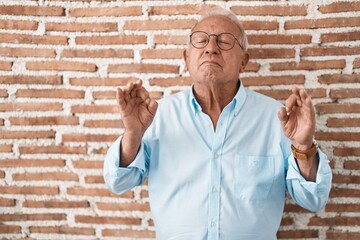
xmin=193 ymin=80 xmax=239 ymax=128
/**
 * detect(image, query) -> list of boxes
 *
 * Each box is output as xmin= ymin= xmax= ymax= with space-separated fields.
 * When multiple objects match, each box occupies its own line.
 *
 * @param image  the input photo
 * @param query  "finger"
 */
xmin=137 ymin=87 xmax=150 ymax=102
xmin=278 ymin=106 xmax=289 ymax=125
xmin=117 ymin=88 xmax=127 ymax=112
xmin=284 ymin=94 xmax=298 ymax=115
xmin=291 ymin=86 xmax=303 ymax=107
xmin=148 ymin=99 xmax=158 ymax=116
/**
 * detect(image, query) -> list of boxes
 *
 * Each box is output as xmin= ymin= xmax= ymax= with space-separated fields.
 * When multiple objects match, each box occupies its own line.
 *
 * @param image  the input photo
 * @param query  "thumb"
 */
xmin=148 ymin=99 xmax=158 ymax=116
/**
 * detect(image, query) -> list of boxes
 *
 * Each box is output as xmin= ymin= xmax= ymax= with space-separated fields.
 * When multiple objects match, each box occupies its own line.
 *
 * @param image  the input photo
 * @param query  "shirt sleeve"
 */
xmin=103 ymin=136 xmax=148 ymax=195
xmin=286 ymin=149 xmax=332 ymax=212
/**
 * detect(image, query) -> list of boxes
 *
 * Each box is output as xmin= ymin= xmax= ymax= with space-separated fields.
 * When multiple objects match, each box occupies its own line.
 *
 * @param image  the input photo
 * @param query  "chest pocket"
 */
xmin=234 ymin=155 xmax=275 ymax=201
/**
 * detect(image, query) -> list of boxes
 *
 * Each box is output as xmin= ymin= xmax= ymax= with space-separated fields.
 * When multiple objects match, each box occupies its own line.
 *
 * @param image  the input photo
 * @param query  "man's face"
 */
xmin=184 ymin=15 xmax=249 ymax=86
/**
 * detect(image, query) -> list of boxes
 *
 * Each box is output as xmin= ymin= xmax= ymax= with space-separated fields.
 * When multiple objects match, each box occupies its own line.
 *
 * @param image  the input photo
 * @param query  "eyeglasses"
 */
xmin=189 ymin=31 xmax=243 ymax=51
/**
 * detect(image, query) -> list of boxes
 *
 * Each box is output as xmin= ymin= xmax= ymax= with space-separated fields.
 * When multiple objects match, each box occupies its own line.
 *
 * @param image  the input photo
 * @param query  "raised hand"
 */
xmin=117 ymin=80 xmax=158 ymax=167
xmin=117 ymin=79 xmax=158 ymax=137
xmin=278 ymin=86 xmax=315 ymax=151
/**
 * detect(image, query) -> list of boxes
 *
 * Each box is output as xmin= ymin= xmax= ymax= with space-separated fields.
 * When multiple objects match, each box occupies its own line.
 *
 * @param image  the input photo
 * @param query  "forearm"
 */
xmin=296 ymin=154 xmax=318 ymax=182
xmin=120 ymin=130 xmax=144 ymax=167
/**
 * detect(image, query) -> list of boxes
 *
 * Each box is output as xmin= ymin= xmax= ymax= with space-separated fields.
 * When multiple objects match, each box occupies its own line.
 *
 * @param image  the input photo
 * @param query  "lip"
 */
xmin=201 ymin=60 xmax=222 ymax=67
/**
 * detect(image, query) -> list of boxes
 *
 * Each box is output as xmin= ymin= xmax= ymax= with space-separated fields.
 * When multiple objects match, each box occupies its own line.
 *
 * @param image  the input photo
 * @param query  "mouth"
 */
xmin=201 ymin=61 xmax=222 ymax=67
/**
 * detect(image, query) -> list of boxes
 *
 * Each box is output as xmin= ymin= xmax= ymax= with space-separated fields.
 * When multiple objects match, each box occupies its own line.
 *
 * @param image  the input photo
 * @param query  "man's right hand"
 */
xmin=116 ymin=79 xmax=158 ymax=167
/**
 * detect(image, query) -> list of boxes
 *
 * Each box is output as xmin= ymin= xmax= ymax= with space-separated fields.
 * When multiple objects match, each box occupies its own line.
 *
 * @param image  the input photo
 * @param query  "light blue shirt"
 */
xmin=104 ymin=82 xmax=332 ymax=240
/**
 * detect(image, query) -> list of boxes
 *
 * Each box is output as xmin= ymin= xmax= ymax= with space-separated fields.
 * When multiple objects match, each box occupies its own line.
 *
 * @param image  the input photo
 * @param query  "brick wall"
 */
xmin=0 ymin=0 xmax=359 ymax=239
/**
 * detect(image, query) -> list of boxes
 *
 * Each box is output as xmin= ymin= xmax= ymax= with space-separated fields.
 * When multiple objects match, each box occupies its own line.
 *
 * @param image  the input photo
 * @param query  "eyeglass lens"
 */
xmin=190 ymin=31 xmax=237 ymax=50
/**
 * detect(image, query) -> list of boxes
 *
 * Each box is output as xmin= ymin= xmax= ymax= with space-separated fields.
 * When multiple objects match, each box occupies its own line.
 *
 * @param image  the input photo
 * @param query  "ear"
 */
xmin=239 ymin=51 xmax=249 ymax=73
xmin=183 ymin=49 xmax=189 ymax=71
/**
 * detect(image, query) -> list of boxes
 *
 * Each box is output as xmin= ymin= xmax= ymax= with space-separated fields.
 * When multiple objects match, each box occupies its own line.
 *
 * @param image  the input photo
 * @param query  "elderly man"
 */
xmin=104 ymin=7 xmax=332 ymax=240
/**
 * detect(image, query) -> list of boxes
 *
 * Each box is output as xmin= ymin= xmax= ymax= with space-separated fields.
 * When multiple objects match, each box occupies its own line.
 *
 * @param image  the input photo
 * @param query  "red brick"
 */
xmin=333 ymin=147 xmax=360 ymax=156
xmin=70 ymin=6 xmax=142 ymax=17
xmin=62 ymin=49 xmax=133 ymax=58
xmin=0 ymin=130 xmax=55 ymax=139
xmin=0 ymin=159 xmax=65 ymax=168
xmin=26 ymin=61 xmax=97 ymax=72
xmin=231 ymin=5 xmax=307 ymax=16
xmin=75 ymin=215 xmax=141 ymax=225
xmin=277 ymin=230 xmax=318 ymax=238
xmin=285 ymin=17 xmax=360 ymax=29
xmin=84 ymin=175 xmax=104 ymax=184
xmin=67 ymin=187 xmax=134 ymax=198
xmin=0 ymin=47 xmax=55 ymax=58
xmin=141 ymin=49 xmax=184 ymax=59
xmin=0 ymin=103 xmax=63 ymax=112
xmin=0 ymin=213 xmax=65 ymax=221
xmin=108 ymin=63 xmax=179 ymax=74
xmin=344 ymin=160 xmax=360 ymax=170
xmin=315 ymin=132 xmax=360 ymax=141
xmin=30 ymin=225 xmax=95 ymax=235
xmin=327 ymin=118 xmax=360 ymax=128
xmin=330 ymin=88 xmax=360 ymax=99
xmin=321 ymin=31 xmax=360 ymax=43
xmin=319 ymin=2 xmax=360 ymax=13
xmin=102 ymin=229 xmax=156 ymax=238
xmin=330 ymin=187 xmax=360 ymax=198
xmin=150 ymin=77 xmax=192 ymax=87
xmin=0 ymin=5 xmax=64 ymax=16
xmin=46 ymin=22 xmax=117 ymax=32
xmin=318 ymin=74 xmax=360 ymax=84
xmin=0 ymin=33 xmax=68 ymax=45
xmin=242 ymin=21 xmax=278 ymax=31
xmin=0 ymin=198 xmax=16 ymax=207
xmin=354 ymin=58 xmax=360 ymax=69
xmin=96 ymin=202 xmax=150 ymax=211
xmin=0 ymin=61 xmax=12 ymax=70
xmin=71 ymin=104 xmax=117 ymax=114
xmin=0 ymin=75 xmax=62 ymax=85
xmin=0 ymin=144 xmax=12 ymax=153
xmin=325 ymin=203 xmax=360 ymax=212
xmin=16 ymin=89 xmax=84 ymax=99
xmin=327 ymin=231 xmax=360 ymax=240
xmin=257 ymin=88 xmax=326 ymax=100
xmin=0 ymin=89 xmax=8 ymax=97
xmin=242 ymin=75 xmax=305 ymax=86
xmin=10 ymin=116 xmax=79 ymax=126
xmin=248 ymin=34 xmax=311 ymax=45
xmin=244 ymin=62 xmax=260 ymax=72
xmin=69 ymin=77 xmax=137 ymax=86
xmin=124 ymin=19 xmax=196 ymax=30
xmin=0 ymin=225 xmax=21 ymax=234
xmin=301 ymin=46 xmax=360 ymax=56
xmin=24 ymin=200 xmax=89 ymax=208
xmin=19 ymin=145 xmax=87 ymax=155
xmin=0 ymin=186 xmax=59 ymax=195
xmin=248 ymin=48 xmax=295 ymax=59
xmin=62 ymin=134 xmax=118 ymax=142
xmin=271 ymin=60 xmax=345 ymax=71
xmin=76 ymin=35 xmax=146 ymax=45
xmin=309 ymin=216 xmax=360 ymax=226
xmin=154 ymin=35 xmax=187 ymax=45
xmin=332 ymin=174 xmax=360 ymax=184
xmin=13 ymin=172 xmax=79 ymax=182
xmin=284 ymin=204 xmax=312 ymax=213
xmin=0 ymin=19 xmax=37 ymax=30
xmin=72 ymin=160 xmax=103 ymax=169
xmin=148 ymin=4 xmax=215 ymax=15
xmin=316 ymin=103 xmax=360 ymax=113
xmin=84 ymin=119 xmax=123 ymax=128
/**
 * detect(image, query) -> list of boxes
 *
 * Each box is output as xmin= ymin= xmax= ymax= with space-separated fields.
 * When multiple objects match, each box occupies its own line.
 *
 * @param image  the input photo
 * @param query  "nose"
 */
xmin=204 ymin=35 xmax=220 ymax=55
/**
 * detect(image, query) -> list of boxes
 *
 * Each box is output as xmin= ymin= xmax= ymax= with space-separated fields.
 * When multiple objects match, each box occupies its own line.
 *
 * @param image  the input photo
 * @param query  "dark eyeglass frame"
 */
xmin=189 ymin=31 xmax=244 ymax=51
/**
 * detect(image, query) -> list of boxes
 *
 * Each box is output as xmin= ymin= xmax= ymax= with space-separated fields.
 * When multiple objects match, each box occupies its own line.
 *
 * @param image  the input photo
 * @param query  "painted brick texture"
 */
xmin=0 ymin=0 xmax=359 ymax=239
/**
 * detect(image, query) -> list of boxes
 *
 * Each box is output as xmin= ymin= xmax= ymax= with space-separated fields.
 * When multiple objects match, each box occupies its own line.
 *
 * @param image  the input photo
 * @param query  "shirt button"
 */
xmin=211 ymin=221 xmax=216 ymax=227
xmin=212 ymin=186 xmax=217 ymax=193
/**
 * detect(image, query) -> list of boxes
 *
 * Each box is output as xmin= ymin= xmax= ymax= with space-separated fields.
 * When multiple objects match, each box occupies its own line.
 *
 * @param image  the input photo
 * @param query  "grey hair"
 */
xmin=190 ymin=7 xmax=248 ymax=51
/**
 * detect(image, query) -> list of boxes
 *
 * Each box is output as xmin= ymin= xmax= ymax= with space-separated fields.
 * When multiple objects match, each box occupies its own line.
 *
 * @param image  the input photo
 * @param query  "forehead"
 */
xmin=192 ymin=15 xmax=240 ymax=36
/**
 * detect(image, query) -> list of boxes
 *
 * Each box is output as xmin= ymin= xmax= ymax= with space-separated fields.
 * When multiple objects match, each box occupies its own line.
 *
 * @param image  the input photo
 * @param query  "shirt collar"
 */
xmin=189 ymin=79 xmax=247 ymax=116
